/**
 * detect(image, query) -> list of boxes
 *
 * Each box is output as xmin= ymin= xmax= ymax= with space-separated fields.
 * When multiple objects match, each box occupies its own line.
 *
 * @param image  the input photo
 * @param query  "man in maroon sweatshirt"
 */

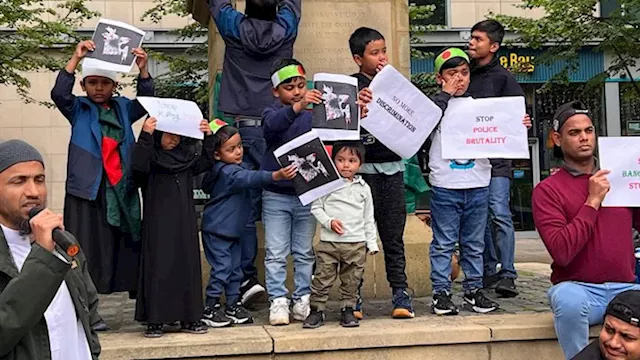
xmin=532 ymin=100 xmax=640 ymax=360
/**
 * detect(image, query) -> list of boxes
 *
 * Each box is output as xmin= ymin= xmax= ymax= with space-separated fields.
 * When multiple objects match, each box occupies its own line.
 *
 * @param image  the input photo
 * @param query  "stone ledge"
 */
xmin=99 ymin=313 xmax=606 ymax=359
xmin=99 ymin=326 xmax=273 ymax=359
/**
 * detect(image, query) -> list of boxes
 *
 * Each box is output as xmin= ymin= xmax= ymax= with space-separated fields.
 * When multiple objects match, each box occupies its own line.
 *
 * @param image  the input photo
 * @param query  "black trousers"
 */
xmin=361 ymin=172 xmax=408 ymax=289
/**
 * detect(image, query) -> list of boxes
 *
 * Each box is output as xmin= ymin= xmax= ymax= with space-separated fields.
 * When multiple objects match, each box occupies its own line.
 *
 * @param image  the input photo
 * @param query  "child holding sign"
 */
xmin=261 ymin=59 xmax=323 ymax=326
xmin=200 ymin=121 xmax=297 ymax=327
xmin=348 ymin=27 xmax=414 ymax=320
xmin=51 ymin=40 xmax=154 ymax=308
xmin=131 ymin=117 xmax=214 ymax=338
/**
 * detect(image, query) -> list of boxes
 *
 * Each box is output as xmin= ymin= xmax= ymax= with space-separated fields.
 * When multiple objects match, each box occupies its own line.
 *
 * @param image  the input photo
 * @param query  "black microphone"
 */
xmin=27 ymin=207 xmax=80 ymax=257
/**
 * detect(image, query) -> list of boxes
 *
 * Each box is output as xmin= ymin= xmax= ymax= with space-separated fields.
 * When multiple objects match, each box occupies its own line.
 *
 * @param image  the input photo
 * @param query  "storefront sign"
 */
xmin=499 ymin=53 xmax=535 ymax=73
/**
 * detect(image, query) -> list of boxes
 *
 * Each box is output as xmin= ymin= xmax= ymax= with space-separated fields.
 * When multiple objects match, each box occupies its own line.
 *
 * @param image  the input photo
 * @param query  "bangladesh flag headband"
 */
xmin=271 ymin=64 xmax=306 ymax=87
xmin=209 ymin=119 xmax=228 ymax=134
xmin=434 ymin=48 xmax=470 ymax=73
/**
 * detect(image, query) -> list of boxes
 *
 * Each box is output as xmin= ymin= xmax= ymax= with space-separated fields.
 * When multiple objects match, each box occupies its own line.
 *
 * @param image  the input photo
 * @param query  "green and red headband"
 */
xmin=271 ymin=64 xmax=306 ymax=88
xmin=434 ymin=48 xmax=470 ymax=73
xmin=209 ymin=119 xmax=228 ymax=134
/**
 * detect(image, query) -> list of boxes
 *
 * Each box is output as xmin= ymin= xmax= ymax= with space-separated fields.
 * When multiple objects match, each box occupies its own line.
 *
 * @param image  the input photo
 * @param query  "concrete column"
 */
xmin=605 ymin=82 xmax=621 ymax=136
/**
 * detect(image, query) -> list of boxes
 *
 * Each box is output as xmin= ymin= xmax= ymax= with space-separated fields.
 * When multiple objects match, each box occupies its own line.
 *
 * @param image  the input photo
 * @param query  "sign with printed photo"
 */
xmin=599 ymin=137 xmax=640 ymax=207
xmin=274 ymin=130 xmax=345 ymax=206
xmin=83 ymin=19 xmax=145 ymax=73
xmin=440 ymin=96 xmax=529 ymax=159
xmin=311 ymin=73 xmax=360 ymax=141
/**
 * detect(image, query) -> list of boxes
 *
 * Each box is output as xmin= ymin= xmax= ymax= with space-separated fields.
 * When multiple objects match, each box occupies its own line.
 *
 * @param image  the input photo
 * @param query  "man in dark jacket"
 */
xmin=467 ymin=19 xmax=525 ymax=298
xmin=208 ymin=0 xmax=301 ymax=306
xmin=0 ymin=140 xmax=101 ymax=360
xmin=572 ymin=290 xmax=640 ymax=360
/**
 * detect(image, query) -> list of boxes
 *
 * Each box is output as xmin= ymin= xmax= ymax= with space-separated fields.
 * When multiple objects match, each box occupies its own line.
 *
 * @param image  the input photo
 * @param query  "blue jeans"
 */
xmin=238 ymin=125 xmax=266 ymax=281
xmin=548 ymin=281 xmax=640 ymax=359
xmin=483 ymin=177 xmax=517 ymax=279
xmin=430 ymin=186 xmax=489 ymax=293
xmin=202 ymin=232 xmax=243 ymax=306
xmin=262 ymin=190 xmax=316 ymax=300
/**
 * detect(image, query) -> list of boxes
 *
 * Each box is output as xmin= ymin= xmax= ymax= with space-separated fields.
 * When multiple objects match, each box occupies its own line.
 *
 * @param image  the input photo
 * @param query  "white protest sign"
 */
xmin=364 ymin=65 xmax=442 ymax=159
xmin=440 ymin=96 xmax=528 ymax=159
xmin=137 ymin=97 xmax=204 ymax=139
xmin=599 ymin=137 xmax=640 ymax=207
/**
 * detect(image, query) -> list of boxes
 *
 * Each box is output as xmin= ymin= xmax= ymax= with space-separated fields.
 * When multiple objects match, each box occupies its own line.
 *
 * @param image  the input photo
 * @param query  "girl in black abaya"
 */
xmin=131 ymin=116 xmax=214 ymax=337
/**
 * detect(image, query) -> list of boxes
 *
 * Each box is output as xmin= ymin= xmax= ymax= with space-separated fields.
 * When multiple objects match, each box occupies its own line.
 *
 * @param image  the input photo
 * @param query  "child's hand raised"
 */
xmin=143 ymin=117 xmax=157 ymax=134
xmin=330 ymin=219 xmax=344 ymax=235
xmin=200 ymin=120 xmax=212 ymax=136
xmin=73 ymin=40 xmax=95 ymax=60
xmin=132 ymin=48 xmax=149 ymax=78
xmin=273 ymin=164 xmax=297 ymax=181
xmin=442 ymin=73 xmax=463 ymax=96
xmin=522 ymin=114 xmax=532 ymax=129
xmin=358 ymin=88 xmax=373 ymax=105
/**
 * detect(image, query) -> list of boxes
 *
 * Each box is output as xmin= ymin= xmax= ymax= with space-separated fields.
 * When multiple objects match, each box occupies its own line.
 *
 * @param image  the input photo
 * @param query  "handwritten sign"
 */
xmin=137 ymin=97 xmax=204 ymax=139
xmin=599 ymin=137 xmax=640 ymax=207
xmin=365 ymin=65 xmax=442 ymax=159
xmin=440 ymin=97 xmax=528 ymax=159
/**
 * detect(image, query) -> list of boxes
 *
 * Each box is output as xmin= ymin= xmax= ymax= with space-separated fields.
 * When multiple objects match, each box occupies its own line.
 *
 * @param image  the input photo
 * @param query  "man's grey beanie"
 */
xmin=0 ymin=140 xmax=44 ymax=174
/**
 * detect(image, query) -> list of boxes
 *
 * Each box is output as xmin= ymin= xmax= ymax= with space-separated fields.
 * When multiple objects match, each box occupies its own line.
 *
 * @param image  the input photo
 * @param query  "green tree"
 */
xmin=494 ymin=0 xmax=640 ymax=94
xmin=0 ymin=0 xmax=98 ymax=102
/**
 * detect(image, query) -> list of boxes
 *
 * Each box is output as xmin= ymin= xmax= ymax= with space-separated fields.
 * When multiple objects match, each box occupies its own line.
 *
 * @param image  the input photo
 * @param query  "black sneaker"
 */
xmin=340 ymin=307 xmax=360 ymax=328
xmin=201 ymin=303 xmax=232 ymax=328
xmin=240 ymin=278 xmax=267 ymax=307
xmin=495 ymin=278 xmax=519 ymax=298
xmin=431 ymin=291 xmax=459 ymax=316
xmin=144 ymin=323 xmax=163 ymax=338
xmin=180 ymin=321 xmax=208 ymax=334
xmin=302 ymin=309 xmax=325 ymax=329
xmin=483 ymin=273 xmax=501 ymax=290
xmin=225 ymin=302 xmax=254 ymax=324
xmin=464 ymin=289 xmax=499 ymax=314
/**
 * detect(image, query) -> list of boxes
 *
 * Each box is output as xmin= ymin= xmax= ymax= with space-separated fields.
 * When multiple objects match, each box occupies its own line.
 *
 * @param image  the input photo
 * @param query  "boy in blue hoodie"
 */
xmin=50 ymin=40 xmax=154 ymax=314
xmin=208 ymin=0 xmax=302 ymax=306
xmin=261 ymin=58 xmax=324 ymax=326
xmin=200 ymin=120 xmax=296 ymax=327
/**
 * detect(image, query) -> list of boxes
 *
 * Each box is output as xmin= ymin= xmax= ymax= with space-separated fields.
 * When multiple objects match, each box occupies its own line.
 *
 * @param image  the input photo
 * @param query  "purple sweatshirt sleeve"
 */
xmin=532 ymin=182 xmax=600 ymax=267
xmin=209 ymin=0 xmax=242 ymax=40
xmin=276 ymin=0 xmax=301 ymax=39
xmin=262 ymin=105 xmax=298 ymax=143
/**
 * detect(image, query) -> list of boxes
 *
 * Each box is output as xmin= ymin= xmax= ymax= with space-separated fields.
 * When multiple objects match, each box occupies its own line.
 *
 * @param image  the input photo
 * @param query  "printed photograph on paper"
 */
xmin=274 ymin=131 xmax=344 ymax=205
xmin=83 ymin=19 xmax=145 ymax=73
xmin=312 ymin=73 xmax=360 ymax=141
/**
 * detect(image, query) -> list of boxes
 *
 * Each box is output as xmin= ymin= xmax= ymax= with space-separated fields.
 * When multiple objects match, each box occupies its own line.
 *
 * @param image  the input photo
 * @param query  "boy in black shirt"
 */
xmin=467 ymin=20 xmax=525 ymax=298
xmin=348 ymin=27 xmax=414 ymax=319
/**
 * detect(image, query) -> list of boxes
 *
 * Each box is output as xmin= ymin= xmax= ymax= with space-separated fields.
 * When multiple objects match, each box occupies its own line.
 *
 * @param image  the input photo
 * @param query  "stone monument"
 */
xmin=187 ymin=0 xmax=433 ymax=299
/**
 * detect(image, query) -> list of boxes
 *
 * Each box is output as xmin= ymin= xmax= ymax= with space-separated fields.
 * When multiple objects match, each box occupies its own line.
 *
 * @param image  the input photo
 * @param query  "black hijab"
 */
xmin=151 ymin=131 xmax=200 ymax=173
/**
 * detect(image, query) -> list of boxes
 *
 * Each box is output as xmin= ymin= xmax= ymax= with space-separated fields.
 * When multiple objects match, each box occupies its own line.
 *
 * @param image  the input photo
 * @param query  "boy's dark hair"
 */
xmin=435 ymin=48 xmax=470 ymax=74
xmin=471 ymin=20 xmax=505 ymax=45
xmin=349 ymin=27 xmax=385 ymax=57
xmin=332 ymin=141 xmax=365 ymax=163
xmin=245 ymin=0 xmax=278 ymax=21
xmin=212 ymin=125 xmax=239 ymax=152
xmin=270 ymin=58 xmax=305 ymax=86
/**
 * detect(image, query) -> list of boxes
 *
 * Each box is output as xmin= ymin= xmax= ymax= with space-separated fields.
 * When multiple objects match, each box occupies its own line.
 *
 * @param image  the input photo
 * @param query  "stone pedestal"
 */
xmin=201 ymin=215 xmax=433 ymax=301
xmin=190 ymin=0 xmax=430 ymax=301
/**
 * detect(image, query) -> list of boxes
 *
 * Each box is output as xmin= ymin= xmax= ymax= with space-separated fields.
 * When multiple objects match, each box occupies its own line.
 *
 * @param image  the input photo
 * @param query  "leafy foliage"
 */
xmin=494 ymin=0 xmax=640 ymax=95
xmin=0 ymin=0 xmax=98 ymax=102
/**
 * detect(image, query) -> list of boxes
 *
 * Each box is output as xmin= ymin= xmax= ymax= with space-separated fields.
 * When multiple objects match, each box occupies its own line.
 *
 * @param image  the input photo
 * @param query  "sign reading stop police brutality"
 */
xmin=365 ymin=65 xmax=443 ymax=159
xmin=440 ymin=97 xmax=528 ymax=159
xmin=599 ymin=137 xmax=640 ymax=207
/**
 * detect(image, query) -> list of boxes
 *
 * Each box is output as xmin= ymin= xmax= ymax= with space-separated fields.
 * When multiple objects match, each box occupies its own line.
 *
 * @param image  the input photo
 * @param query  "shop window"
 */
xmin=619 ymin=83 xmax=640 ymax=136
xmin=410 ymin=0 xmax=447 ymax=26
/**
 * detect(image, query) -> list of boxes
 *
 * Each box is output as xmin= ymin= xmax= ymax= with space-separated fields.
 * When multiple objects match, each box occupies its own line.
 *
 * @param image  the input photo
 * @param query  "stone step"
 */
xmin=99 ymin=313 xmax=600 ymax=360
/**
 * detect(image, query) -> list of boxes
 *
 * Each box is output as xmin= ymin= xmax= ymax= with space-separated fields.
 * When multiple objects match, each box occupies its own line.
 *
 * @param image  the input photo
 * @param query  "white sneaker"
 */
xmin=292 ymin=294 xmax=310 ymax=321
xmin=269 ymin=297 xmax=290 ymax=326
